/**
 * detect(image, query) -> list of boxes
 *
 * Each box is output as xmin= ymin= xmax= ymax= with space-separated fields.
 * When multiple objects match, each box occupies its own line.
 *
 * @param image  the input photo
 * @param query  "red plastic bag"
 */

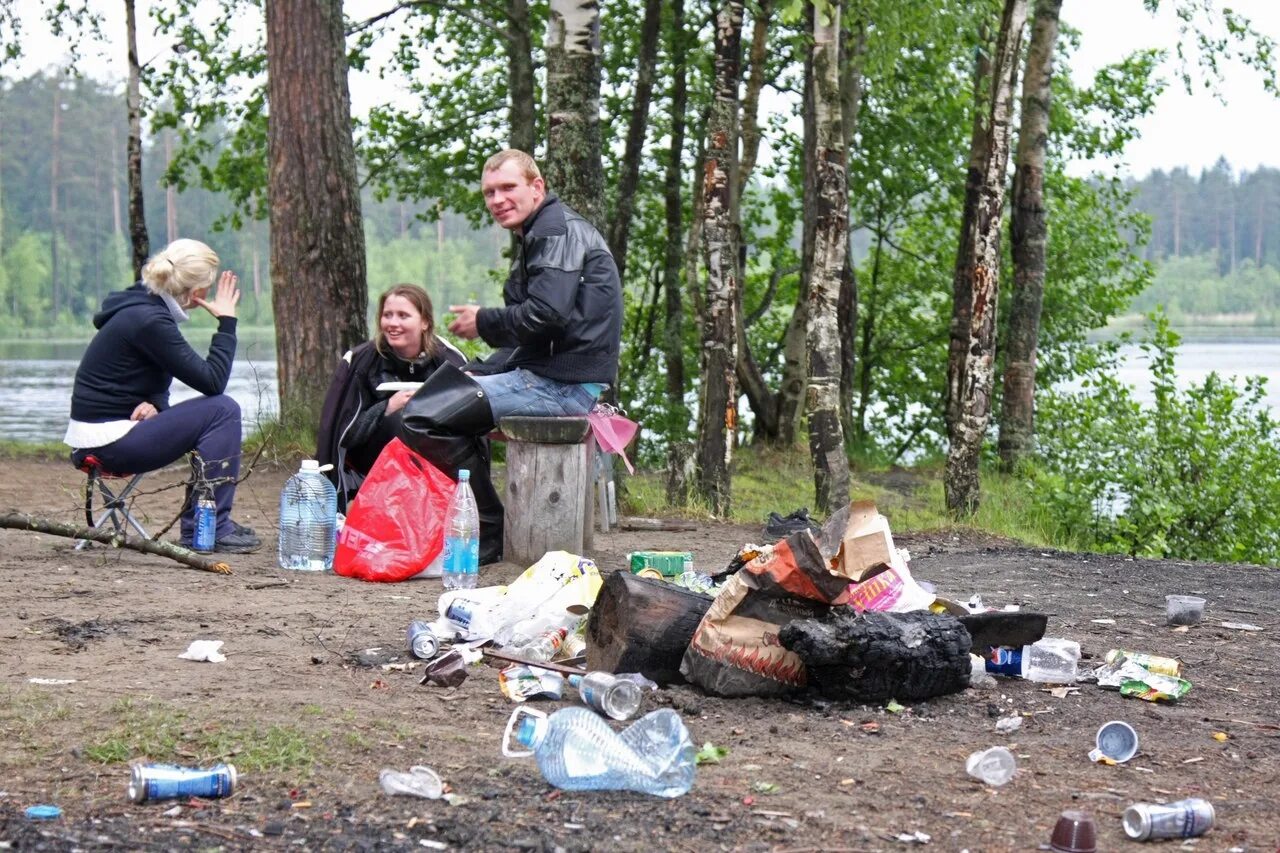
xmin=333 ymin=438 xmax=455 ymax=582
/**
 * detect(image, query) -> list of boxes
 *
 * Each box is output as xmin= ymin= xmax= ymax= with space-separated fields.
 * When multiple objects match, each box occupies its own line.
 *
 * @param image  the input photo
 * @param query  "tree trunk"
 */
xmin=806 ymin=2 xmax=850 ymax=514
xmin=607 ymin=0 xmax=661 ymax=284
xmin=737 ymin=0 xmax=774 ymax=197
xmin=506 ymin=0 xmax=536 ymax=155
xmin=545 ymin=0 xmax=605 ymax=230
xmin=164 ymin=130 xmax=178 ymax=243
xmin=775 ymin=290 xmax=808 ymax=444
xmin=265 ymin=0 xmax=368 ymax=427
xmin=660 ymin=0 xmax=691 ymax=455
xmin=50 ymin=79 xmax=62 ymax=316
xmin=125 ymin=0 xmax=148 ymax=281
xmin=943 ymin=0 xmax=1028 ymax=517
xmin=998 ymin=0 xmax=1062 ymax=471
xmin=837 ymin=15 xmax=866 ymax=440
xmin=696 ymin=0 xmax=744 ymax=517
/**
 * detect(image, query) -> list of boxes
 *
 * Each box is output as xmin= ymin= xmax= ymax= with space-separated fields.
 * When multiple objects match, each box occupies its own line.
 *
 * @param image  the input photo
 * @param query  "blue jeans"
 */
xmin=473 ymin=369 xmax=602 ymax=421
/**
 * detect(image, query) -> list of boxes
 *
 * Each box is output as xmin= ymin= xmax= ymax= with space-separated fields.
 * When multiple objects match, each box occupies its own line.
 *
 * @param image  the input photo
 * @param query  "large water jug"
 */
xmin=278 ymin=460 xmax=337 ymax=571
xmin=502 ymin=706 xmax=694 ymax=797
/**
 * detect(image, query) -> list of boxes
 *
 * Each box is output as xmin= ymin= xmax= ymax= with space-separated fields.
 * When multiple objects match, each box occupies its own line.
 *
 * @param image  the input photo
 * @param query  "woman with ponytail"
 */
xmin=64 ymin=238 xmax=261 ymax=553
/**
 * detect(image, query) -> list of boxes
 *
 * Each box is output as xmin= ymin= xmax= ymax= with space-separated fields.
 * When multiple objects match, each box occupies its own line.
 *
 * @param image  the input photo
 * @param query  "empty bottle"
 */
xmin=379 ymin=766 xmax=443 ymax=799
xmin=514 ymin=627 xmax=568 ymax=662
xmin=502 ymin=706 xmax=694 ymax=797
xmin=278 ymin=460 xmax=337 ymax=571
xmin=442 ymin=469 xmax=480 ymax=590
xmin=986 ymin=637 xmax=1081 ymax=683
xmin=570 ymin=671 xmax=643 ymax=721
xmin=965 ymin=746 xmax=1016 ymax=786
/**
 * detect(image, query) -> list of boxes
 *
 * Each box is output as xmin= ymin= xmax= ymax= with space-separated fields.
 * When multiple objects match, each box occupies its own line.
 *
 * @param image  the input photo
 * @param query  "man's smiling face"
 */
xmin=481 ymin=161 xmax=546 ymax=231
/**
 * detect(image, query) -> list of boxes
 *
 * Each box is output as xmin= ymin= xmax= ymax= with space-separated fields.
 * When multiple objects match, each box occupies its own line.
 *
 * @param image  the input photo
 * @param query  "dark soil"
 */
xmin=1 ymin=458 xmax=1278 ymax=851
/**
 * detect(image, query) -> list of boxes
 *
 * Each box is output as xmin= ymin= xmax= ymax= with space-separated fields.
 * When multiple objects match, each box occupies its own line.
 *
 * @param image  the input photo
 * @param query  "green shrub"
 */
xmin=1032 ymin=313 xmax=1280 ymax=564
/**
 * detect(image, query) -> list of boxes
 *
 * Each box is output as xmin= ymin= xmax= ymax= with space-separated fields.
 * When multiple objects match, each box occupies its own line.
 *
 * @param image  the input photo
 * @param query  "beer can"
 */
xmin=1105 ymin=648 xmax=1182 ymax=677
xmin=128 ymin=763 xmax=236 ymax=803
xmin=1122 ymin=798 xmax=1215 ymax=840
xmin=193 ymin=496 xmax=217 ymax=553
xmin=407 ymin=620 xmax=439 ymax=660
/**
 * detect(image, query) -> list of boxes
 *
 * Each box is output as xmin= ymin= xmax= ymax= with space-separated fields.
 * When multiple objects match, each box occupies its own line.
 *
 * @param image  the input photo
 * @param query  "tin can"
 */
xmin=1105 ymin=648 xmax=1182 ymax=677
xmin=128 ymin=763 xmax=236 ymax=803
xmin=193 ymin=495 xmax=217 ymax=553
xmin=407 ymin=620 xmax=439 ymax=660
xmin=1122 ymin=798 xmax=1214 ymax=840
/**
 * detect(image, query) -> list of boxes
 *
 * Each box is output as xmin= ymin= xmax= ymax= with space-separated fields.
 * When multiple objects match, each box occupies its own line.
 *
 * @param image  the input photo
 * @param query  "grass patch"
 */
xmin=623 ymin=446 xmax=1083 ymax=551
xmin=0 ymin=687 xmax=73 ymax=755
xmin=0 ymin=439 xmax=71 ymax=460
xmin=83 ymin=697 xmax=318 ymax=775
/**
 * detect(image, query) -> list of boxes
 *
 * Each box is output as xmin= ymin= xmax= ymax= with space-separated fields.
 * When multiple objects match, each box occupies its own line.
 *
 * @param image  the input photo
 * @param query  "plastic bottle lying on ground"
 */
xmin=569 ymin=671 xmax=643 ymax=721
xmin=986 ymin=637 xmax=1081 ymax=683
xmin=502 ymin=706 xmax=695 ymax=797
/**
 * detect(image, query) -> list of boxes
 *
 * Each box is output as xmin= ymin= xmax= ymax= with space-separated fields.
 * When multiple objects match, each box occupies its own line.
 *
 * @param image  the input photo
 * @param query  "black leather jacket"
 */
xmin=472 ymin=195 xmax=622 ymax=384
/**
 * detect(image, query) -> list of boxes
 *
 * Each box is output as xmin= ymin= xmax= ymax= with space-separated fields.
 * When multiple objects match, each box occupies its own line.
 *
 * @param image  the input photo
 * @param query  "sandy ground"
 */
xmin=0 ymin=457 xmax=1277 ymax=851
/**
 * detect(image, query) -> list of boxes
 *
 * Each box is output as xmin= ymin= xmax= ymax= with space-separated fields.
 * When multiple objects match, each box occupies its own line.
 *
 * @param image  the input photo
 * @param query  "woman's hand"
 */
xmin=385 ymin=390 xmax=414 ymax=415
xmin=131 ymin=402 xmax=158 ymax=421
xmin=193 ymin=271 xmax=241 ymax=319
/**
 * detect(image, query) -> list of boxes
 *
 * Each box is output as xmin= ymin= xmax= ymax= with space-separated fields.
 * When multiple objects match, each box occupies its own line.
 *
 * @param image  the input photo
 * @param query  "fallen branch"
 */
xmin=0 ymin=511 xmax=231 ymax=575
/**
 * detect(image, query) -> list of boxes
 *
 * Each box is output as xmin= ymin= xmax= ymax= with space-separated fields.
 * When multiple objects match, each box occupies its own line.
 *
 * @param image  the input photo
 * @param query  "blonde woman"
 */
xmin=64 ymin=238 xmax=260 ymax=553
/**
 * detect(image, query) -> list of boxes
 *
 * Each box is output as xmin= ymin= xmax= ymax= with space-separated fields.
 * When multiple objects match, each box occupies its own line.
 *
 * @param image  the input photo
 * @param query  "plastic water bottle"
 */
xmin=985 ymin=638 xmax=1080 ymax=683
xmin=278 ymin=460 xmax=337 ymax=571
xmin=502 ymin=706 xmax=695 ymax=797
xmin=442 ymin=469 xmax=480 ymax=590
xmin=569 ymin=672 xmax=643 ymax=721
xmin=513 ymin=627 xmax=568 ymax=662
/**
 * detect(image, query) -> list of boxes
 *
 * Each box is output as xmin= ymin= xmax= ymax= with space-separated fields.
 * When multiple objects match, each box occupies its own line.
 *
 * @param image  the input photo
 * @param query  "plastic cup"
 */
xmin=1165 ymin=595 xmax=1206 ymax=626
xmin=1049 ymin=809 xmax=1098 ymax=853
xmin=1093 ymin=720 xmax=1139 ymax=763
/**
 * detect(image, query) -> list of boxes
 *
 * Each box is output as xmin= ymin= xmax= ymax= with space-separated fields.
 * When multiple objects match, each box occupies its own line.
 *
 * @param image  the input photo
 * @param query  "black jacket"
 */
xmin=472 ymin=195 xmax=622 ymax=384
xmin=70 ymin=283 xmax=237 ymax=422
xmin=315 ymin=338 xmax=466 ymax=508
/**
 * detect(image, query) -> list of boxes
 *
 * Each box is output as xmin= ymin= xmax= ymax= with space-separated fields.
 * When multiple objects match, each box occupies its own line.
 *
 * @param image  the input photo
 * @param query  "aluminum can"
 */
xmin=128 ymin=763 xmax=236 ymax=803
xmin=407 ymin=620 xmax=439 ymax=660
xmin=193 ymin=496 xmax=217 ymax=553
xmin=1123 ymin=798 xmax=1215 ymax=840
xmin=1105 ymin=648 xmax=1182 ymax=677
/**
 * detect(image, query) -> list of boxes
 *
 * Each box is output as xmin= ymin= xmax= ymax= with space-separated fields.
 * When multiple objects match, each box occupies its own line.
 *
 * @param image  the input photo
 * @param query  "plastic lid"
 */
xmin=514 ymin=715 xmax=538 ymax=748
xmin=458 ymin=469 xmax=471 ymax=481
xmin=25 ymin=805 xmax=62 ymax=820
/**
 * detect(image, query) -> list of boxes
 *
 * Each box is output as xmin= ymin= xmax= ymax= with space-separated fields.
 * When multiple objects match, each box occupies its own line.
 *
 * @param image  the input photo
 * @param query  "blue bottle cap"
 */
xmin=515 ymin=715 xmax=538 ymax=748
xmin=26 ymin=804 xmax=62 ymax=820
xmin=458 ymin=469 xmax=471 ymax=481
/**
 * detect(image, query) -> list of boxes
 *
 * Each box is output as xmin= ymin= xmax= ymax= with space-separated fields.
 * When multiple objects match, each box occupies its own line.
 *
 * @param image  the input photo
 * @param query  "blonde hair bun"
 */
xmin=142 ymin=239 xmax=219 ymax=298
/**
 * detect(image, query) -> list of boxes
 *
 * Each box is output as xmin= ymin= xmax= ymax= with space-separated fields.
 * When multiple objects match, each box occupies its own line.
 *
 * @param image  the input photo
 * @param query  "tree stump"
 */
xmin=779 ymin=609 xmax=972 ymax=703
xmin=500 ymin=416 xmax=596 ymax=567
xmin=586 ymin=571 xmax=714 ymax=685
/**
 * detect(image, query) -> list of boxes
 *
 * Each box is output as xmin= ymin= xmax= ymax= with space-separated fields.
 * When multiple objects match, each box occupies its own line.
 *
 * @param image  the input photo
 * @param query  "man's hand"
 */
xmin=448 ymin=304 xmax=480 ymax=340
xmin=131 ymin=402 xmax=158 ymax=421
xmin=385 ymin=389 xmax=414 ymax=415
xmin=192 ymin=270 xmax=241 ymax=319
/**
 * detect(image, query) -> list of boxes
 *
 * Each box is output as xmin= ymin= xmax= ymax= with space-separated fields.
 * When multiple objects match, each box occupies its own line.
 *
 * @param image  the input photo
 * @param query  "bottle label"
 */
xmin=443 ymin=535 xmax=479 ymax=576
xmin=445 ymin=600 xmax=474 ymax=629
xmin=986 ymin=647 xmax=1023 ymax=676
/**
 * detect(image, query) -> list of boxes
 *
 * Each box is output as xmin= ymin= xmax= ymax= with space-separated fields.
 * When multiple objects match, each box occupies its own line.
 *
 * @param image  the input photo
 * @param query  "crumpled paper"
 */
xmin=178 ymin=640 xmax=226 ymax=663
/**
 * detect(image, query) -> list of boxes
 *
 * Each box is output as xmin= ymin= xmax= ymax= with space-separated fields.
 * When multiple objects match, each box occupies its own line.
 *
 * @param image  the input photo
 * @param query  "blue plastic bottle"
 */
xmin=278 ymin=460 xmax=337 ymax=571
xmin=502 ymin=706 xmax=695 ymax=797
xmin=442 ymin=469 xmax=480 ymax=589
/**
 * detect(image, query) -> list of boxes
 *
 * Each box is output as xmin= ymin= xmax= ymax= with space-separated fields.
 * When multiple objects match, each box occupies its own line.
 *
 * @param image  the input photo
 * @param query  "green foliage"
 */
xmin=1129 ymin=253 xmax=1280 ymax=322
xmin=1032 ymin=313 xmax=1280 ymax=564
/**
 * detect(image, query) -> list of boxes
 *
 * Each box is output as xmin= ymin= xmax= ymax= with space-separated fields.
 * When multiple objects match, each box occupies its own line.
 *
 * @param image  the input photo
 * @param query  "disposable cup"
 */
xmin=1049 ymin=809 xmax=1097 ymax=852
xmin=1165 ymin=594 xmax=1206 ymax=626
xmin=1094 ymin=720 xmax=1138 ymax=763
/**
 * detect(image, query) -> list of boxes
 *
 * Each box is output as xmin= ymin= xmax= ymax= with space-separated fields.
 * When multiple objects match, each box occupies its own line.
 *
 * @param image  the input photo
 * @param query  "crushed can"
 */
xmin=1123 ymin=798 xmax=1214 ymax=840
xmin=1105 ymin=649 xmax=1182 ymax=677
xmin=128 ymin=763 xmax=236 ymax=803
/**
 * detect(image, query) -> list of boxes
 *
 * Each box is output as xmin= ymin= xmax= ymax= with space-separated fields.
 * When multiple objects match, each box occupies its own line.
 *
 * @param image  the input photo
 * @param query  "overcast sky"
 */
xmin=10 ymin=0 xmax=1280 ymax=180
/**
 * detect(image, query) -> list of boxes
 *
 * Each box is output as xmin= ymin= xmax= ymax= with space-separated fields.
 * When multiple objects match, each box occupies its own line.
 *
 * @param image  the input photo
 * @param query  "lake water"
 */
xmin=1 ymin=337 xmax=1277 ymax=444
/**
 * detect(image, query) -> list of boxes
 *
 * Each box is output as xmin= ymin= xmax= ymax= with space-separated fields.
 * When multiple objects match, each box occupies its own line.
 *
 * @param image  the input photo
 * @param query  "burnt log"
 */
xmin=779 ymin=609 xmax=972 ymax=703
xmin=958 ymin=610 xmax=1047 ymax=650
xmin=586 ymin=571 xmax=713 ymax=685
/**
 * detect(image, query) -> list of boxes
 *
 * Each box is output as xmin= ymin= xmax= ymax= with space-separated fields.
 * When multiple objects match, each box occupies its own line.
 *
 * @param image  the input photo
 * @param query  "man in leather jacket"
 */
xmin=447 ymin=149 xmax=622 ymax=415
xmin=397 ymin=149 xmax=621 ymax=565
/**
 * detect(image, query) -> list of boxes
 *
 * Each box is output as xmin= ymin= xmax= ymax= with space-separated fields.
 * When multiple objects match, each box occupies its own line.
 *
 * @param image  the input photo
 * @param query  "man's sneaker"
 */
xmin=230 ymin=520 xmax=257 ymax=537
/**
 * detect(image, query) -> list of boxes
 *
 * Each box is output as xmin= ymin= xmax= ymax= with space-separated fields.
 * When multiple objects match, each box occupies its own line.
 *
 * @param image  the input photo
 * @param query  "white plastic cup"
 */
xmin=965 ymin=746 xmax=1016 ymax=786
xmin=1165 ymin=595 xmax=1206 ymax=627
xmin=1092 ymin=720 xmax=1139 ymax=763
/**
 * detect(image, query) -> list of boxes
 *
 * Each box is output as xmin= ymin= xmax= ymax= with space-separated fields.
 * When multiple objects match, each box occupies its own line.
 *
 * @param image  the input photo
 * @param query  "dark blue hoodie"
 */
xmin=69 ymin=284 xmax=238 ymax=422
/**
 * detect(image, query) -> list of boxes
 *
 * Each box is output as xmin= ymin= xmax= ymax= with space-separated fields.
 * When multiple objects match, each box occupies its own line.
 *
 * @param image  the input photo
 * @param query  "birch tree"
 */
xmin=265 ymin=0 xmax=367 ymax=424
xmin=124 ymin=0 xmax=147 ymax=280
xmin=998 ymin=0 xmax=1063 ymax=470
xmin=943 ymin=0 xmax=1028 ymax=516
xmin=806 ymin=0 xmax=851 ymax=513
xmin=545 ymin=0 xmax=605 ymax=229
xmin=697 ymin=0 xmax=744 ymax=516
